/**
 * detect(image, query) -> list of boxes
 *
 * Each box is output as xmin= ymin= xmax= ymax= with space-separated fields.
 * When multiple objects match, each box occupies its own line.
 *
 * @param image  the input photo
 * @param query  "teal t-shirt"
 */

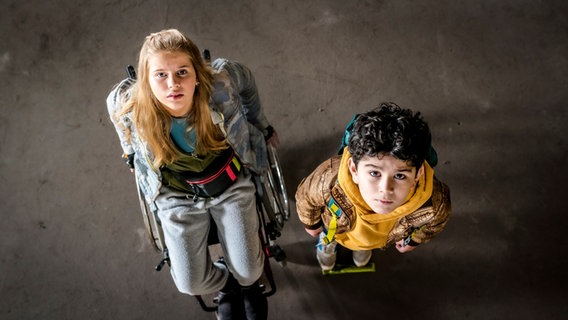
xmin=170 ymin=117 xmax=197 ymax=154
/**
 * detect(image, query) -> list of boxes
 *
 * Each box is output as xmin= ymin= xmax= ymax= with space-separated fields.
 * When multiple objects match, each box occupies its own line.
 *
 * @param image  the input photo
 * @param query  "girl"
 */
xmin=106 ymin=29 xmax=278 ymax=319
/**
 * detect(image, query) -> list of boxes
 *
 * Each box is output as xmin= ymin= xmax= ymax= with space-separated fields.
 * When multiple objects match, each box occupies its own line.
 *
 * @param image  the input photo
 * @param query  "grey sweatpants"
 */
xmin=155 ymin=169 xmax=264 ymax=296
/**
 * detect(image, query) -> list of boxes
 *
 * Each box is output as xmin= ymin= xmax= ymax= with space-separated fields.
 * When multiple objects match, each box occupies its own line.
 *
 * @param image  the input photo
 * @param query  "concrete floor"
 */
xmin=1 ymin=0 xmax=567 ymax=319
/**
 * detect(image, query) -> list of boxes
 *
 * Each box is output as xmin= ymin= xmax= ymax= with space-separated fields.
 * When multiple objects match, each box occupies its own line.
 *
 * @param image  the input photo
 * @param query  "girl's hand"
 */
xmin=123 ymin=153 xmax=135 ymax=173
xmin=395 ymin=239 xmax=417 ymax=253
xmin=266 ymin=130 xmax=280 ymax=147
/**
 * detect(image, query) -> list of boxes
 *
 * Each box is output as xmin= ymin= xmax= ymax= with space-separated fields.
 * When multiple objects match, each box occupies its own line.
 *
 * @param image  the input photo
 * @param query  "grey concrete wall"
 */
xmin=1 ymin=0 xmax=567 ymax=319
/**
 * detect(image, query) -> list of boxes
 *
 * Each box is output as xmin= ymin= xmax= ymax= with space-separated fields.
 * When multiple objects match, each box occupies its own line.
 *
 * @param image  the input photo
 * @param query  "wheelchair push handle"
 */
xmin=126 ymin=65 xmax=137 ymax=80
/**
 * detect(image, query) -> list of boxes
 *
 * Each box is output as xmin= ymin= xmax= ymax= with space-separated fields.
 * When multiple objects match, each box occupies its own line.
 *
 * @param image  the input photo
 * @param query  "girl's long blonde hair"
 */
xmin=118 ymin=29 xmax=226 ymax=167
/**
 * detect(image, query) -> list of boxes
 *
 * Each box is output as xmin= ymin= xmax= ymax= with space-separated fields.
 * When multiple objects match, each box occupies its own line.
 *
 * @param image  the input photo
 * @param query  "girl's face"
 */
xmin=348 ymin=154 xmax=423 ymax=214
xmin=147 ymin=51 xmax=199 ymax=117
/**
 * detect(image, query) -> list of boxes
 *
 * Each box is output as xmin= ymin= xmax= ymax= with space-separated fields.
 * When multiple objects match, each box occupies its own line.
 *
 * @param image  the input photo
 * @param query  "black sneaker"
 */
xmin=242 ymin=281 xmax=267 ymax=320
xmin=215 ymin=273 xmax=245 ymax=320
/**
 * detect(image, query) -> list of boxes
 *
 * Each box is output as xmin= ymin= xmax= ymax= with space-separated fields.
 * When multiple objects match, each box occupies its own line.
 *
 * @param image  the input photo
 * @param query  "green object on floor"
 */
xmin=322 ymin=263 xmax=376 ymax=275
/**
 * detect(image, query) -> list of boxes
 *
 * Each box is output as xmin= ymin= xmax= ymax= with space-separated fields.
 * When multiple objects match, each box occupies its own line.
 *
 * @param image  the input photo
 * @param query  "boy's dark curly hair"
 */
xmin=348 ymin=102 xmax=431 ymax=169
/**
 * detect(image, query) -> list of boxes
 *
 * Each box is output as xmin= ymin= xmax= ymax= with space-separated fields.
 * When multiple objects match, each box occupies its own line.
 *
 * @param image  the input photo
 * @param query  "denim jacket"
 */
xmin=106 ymin=59 xmax=271 ymax=209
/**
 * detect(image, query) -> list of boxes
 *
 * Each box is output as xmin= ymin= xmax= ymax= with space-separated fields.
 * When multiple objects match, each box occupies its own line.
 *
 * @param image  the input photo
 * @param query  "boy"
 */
xmin=295 ymin=103 xmax=451 ymax=271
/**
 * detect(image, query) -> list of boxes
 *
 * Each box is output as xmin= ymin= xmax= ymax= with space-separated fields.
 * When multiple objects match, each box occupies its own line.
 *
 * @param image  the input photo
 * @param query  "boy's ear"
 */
xmin=415 ymin=163 xmax=425 ymax=183
xmin=348 ymin=157 xmax=359 ymax=184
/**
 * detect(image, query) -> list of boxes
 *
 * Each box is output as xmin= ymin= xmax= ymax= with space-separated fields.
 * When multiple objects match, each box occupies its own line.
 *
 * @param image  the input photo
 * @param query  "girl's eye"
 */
xmin=177 ymin=69 xmax=189 ymax=76
xmin=155 ymin=72 xmax=167 ymax=78
xmin=369 ymin=171 xmax=380 ymax=177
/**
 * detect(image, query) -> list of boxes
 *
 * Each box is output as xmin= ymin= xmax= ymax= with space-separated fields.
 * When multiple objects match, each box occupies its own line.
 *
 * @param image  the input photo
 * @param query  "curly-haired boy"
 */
xmin=295 ymin=102 xmax=451 ymax=270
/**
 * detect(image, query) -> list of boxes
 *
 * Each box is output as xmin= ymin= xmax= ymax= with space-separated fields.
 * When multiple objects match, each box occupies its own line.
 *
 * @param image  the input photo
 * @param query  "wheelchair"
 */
xmin=136 ymin=144 xmax=289 ymax=311
xmin=129 ymin=52 xmax=290 ymax=312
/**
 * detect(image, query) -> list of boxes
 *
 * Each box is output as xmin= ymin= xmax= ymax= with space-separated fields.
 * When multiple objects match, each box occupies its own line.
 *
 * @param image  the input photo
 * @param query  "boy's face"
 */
xmin=348 ymin=154 xmax=424 ymax=214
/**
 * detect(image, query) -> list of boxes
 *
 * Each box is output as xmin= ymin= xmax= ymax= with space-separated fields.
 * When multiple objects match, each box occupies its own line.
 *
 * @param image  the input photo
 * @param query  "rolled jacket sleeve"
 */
xmin=211 ymin=59 xmax=270 ymax=132
xmin=106 ymin=78 xmax=136 ymax=156
xmin=406 ymin=178 xmax=451 ymax=245
xmin=295 ymin=157 xmax=341 ymax=230
xmin=210 ymin=58 xmax=271 ymax=174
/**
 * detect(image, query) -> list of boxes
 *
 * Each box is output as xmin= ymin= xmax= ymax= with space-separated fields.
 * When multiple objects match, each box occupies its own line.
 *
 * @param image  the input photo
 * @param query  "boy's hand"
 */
xmin=305 ymin=227 xmax=323 ymax=238
xmin=395 ymin=239 xmax=417 ymax=253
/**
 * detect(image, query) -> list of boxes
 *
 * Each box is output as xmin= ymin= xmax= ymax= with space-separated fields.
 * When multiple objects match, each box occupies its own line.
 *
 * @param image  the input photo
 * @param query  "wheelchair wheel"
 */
xmin=136 ymin=173 xmax=166 ymax=253
xmin=260 ymin=145 xmax=289 ymax=233
xmin=266 ymin=144 xmax=290 ymax=220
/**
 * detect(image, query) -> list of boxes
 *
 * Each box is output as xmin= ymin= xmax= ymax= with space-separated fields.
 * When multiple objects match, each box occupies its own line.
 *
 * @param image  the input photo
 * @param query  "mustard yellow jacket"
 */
xmin=295 ymin=155 xmax=451 ymax=249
